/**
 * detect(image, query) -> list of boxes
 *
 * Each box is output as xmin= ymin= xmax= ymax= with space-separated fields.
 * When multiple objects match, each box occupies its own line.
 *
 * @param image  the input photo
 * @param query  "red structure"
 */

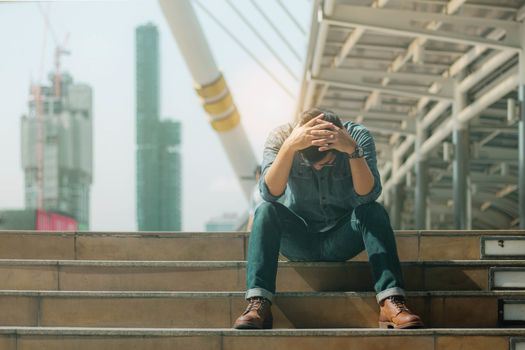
xmin=36 ymin=210 xmax=77 ymax=231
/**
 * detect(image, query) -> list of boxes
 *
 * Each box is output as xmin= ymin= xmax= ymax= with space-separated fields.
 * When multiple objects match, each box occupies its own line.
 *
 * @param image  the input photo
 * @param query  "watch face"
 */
xmin=358 ymin=147 xmax=364 ymax=157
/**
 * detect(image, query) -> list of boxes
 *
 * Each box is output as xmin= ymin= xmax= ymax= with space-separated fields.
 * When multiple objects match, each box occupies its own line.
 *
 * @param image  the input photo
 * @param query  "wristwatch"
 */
xmin=348 ymin=145 xmax=364 ymax=159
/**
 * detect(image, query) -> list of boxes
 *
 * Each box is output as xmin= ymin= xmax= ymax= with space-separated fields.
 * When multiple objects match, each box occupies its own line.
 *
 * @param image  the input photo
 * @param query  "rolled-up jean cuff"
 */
xmin=376 ymin=287 xmax=405 ymax=303
xmin=246 ymin=288 xmax=274 ymax=303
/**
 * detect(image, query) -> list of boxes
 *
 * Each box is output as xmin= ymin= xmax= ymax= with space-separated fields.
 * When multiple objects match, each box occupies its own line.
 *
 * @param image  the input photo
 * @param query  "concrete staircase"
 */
xmin=0 ymin=230 xmax=523 ymax=349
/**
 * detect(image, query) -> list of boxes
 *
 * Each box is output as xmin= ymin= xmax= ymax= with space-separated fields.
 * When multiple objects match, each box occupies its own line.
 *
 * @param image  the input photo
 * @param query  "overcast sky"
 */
xmin=0 ymin=0 xmax=311 ymax=231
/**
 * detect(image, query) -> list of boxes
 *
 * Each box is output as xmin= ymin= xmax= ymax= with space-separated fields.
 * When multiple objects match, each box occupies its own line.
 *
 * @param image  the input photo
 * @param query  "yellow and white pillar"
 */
xmin=159 ymin=0 xmax=258 ymax=199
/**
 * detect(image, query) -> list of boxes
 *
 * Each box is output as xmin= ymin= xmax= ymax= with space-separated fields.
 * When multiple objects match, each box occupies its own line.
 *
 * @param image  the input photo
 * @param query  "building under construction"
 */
xmin=21 ymin=72 xmax=93 ymax=230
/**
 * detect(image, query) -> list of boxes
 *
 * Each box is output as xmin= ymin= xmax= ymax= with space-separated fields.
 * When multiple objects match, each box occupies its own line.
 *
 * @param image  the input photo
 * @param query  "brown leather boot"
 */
xmin=379 ymin=296 xmax=424 ymax=329
xmin=233 ymin=297 xmax=273 ymax=329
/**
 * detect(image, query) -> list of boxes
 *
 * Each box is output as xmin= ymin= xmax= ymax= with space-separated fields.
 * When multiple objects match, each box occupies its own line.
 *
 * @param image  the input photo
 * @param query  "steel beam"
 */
xmin=383 ymin=28 xmax=507 ymax=189
xmin=296 ymin=0 xmax=321 ymax=117
xmin=323 ymin=96 xmax=413 ymax=107
xmin=302 ymin=1 xmax=329 ymax=112
xmin=390 ymin=155 xmax=403 ymax=229
xmin=474 ymin=145 xmax=520 ymax=161
xmin=365 ymin=124 xmax=413 ymax=137
xmin=325 ymin=5 xmax=520 ymax=52
xmin=316 ymin=0 xmax=392 ymax=108
xmin=428 ymin=170 xmax=517 ymax=185
xmin=519 ymin=24 xmax=525 ymax=229
xmin=312 ymin=68 xmax=452 ymax=100
xmin=324 ymin=67 xmax=452 ymax=87
xmin=415 ymin=112 xmax=428 ymax=229
xmin=337 ymin=5 xmax=517 ymax=31
xmin=458 ymin=50 xmax=517 ymax=93
xmin=518 ymin=3 xmax=525 ymax=22
xmin=325 ymin=108 xmax=410 ymax=122
xmin=452 ymin=76 xmax=470 ymax=229
xmin=384 ymin=73 xmax=519 ymax=192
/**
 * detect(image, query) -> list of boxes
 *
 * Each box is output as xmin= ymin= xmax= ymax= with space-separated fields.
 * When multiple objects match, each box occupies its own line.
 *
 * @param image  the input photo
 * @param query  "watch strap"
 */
xmin=348 ymin=146 xmax=364 ymax=159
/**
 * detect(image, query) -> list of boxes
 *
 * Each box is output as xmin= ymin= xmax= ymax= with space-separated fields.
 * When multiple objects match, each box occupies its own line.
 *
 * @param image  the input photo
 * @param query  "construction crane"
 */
xmin=54 ymin=34 xmax=70 ymax=98
xmin=33 ymin=4 xmax=70 ymax=209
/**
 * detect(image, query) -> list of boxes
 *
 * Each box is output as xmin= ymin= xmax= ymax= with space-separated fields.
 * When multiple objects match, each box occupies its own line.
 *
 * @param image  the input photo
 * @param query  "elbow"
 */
xmin=260 ymin=181 xmax=284 ymax=202
xmin=355 ymin=185 xmax=374 ymax=197
xmin=267 ymin=186 xmax=285 ymax=199
xmin=355 ymin=179 xmax=382 ymax=203
xmin=355 ymin=178 xmax=376 ymax=197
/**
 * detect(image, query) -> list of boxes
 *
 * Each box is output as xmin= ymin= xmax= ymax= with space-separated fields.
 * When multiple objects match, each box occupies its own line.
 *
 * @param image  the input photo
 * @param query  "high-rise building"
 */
xmin=136 ymin=23 xmax=161 ymax=231
xmin=136 ymin=23 xmax=182 ymax=231
xmin=21 ymin=73 xmax=93 ymax=229
xmin=159 ymin=120 xmax=182 ymax=231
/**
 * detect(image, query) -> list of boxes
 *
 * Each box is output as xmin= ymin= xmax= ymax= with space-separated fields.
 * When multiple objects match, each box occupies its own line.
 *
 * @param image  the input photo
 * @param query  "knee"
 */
xmin=252 ymin=202 xmax=285 ymax=236
xmin=354 ymin=201 xmax=389 ymax=224
xmin=254 ymin=201 xmax=281 ymax=220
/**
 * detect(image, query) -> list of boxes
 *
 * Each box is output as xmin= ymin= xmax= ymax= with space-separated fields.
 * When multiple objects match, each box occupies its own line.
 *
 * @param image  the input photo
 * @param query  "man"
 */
xmin=233 ymin=108 xmax=424 ymax=330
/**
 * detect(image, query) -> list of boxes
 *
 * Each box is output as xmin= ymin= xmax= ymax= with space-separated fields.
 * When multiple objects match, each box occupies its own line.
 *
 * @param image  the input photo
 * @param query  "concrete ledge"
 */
xmin=0 ymin=328 xmax=517 ymax=350
xmin=1 ymin=230 xmax=523 ymax=237
xmin=0 ymin=230 xmax=522 ymax=262
xmin=1 ymin=259 xmax=525 ymax=267
xmin=0 ymin=290 xmax=522 ymax=298
xmin=0 ymin=290 xmax=520 ymax=328
xmin=0 ymin=326 xmax=524 ymax=337
xmin=0 ymin=260 xmax=523 ymax=292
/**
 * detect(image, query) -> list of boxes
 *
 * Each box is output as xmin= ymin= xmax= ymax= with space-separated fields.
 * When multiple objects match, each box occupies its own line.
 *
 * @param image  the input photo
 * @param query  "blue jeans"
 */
xmin=245 ymin=201 xmax=405 ymax=303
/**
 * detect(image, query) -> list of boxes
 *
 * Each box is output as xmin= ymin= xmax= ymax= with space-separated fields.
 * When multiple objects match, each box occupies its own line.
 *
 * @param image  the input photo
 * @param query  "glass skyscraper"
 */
xmin=136 ymin=23 xmax=182 ymax=231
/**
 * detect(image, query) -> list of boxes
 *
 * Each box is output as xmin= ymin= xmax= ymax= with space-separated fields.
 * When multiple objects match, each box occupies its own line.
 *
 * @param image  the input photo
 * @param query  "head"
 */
xmin=298 ymin=108 xmax=343 ymax=169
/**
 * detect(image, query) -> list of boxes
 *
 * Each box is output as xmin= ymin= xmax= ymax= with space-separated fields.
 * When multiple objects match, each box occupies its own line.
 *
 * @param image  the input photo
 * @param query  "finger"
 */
xmin=309 ymin=123 xmax=337 ymax=131
xmin=311 ymin=138 xmax=335 ymax=146
xmin=318 ymin=122 xmax=339 ymax=130
xmin=314 ymin=119 xmax=333 ymax=126
xmin=311 ymin=139 xmax=327 ymax=146
xmin=310 ymin=129 xmax=337 ymax=136
xmin=304 ymin=113 xmax=324 ymax=126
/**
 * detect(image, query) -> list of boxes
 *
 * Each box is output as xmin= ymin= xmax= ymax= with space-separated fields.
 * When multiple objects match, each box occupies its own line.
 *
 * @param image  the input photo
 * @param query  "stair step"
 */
xmin=0 ymin=327 xmax=523 ymax=350
xmin=0 ymin=230 xmax=523 ymax=261
xmin=1 ymin=259 xmax=525 ymax=292
xmin=0 ymin=290 xmax=523 ymax=328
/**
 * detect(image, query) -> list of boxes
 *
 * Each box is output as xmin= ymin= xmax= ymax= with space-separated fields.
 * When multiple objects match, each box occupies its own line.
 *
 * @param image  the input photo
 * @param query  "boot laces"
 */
xmin=388 ymin=296 xmax=410 ymax=313
xmin=244 ymin=297 xmax=269 ymax=315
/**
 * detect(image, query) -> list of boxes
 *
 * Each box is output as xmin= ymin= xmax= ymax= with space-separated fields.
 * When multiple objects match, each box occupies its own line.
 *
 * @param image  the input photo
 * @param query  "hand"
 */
xmin=310 ymin=121 xmax=357 ymax=154
xmin=284 ymin=113 xmax=325 ymax=152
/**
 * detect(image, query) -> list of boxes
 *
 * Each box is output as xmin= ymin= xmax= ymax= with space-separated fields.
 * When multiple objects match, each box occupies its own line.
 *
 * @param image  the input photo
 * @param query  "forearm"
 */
xmin=341 ymin=142 xmax=375 ymax=196
xmin=264 ymin=140 xmax=296 ymax=197
xmin=348 ymin=158 xmax=375 ymax=196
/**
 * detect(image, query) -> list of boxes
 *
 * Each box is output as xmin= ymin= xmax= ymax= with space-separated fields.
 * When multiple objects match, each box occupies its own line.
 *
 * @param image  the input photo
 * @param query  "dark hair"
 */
xmin=298 ymin=108 xmax=343 ymax=164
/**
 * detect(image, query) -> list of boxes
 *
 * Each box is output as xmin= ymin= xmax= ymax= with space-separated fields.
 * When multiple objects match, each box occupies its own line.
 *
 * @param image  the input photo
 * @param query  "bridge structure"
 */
xmin=298 ymin=0 xmax=525 ymax=230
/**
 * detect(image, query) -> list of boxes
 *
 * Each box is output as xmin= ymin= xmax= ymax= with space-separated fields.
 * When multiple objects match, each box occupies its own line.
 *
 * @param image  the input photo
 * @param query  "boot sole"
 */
xmin=233 ymin=321 xmax=273 ymax=330
xmin=378 ymin=321 xmax=424 ymax=329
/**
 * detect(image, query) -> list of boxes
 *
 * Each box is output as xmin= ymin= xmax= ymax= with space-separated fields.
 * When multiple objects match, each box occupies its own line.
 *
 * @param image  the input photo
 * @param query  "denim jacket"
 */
xmin=259 ymin=121 xmax=382 ymax=233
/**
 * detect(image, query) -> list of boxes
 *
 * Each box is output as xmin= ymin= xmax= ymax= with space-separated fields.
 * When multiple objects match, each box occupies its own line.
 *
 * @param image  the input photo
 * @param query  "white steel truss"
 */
xmin=298 ymin=0 xmax=525 ymax=229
